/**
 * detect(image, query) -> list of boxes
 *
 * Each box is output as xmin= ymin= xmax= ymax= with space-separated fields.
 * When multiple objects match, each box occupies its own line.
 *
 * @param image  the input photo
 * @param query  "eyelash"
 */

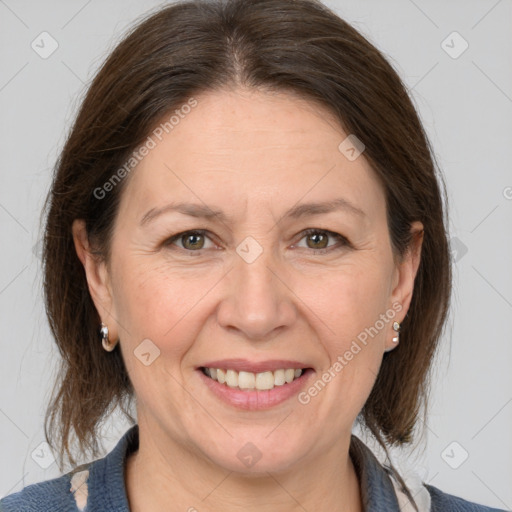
xmin=163 ymin=228 xmax=350 ymax=255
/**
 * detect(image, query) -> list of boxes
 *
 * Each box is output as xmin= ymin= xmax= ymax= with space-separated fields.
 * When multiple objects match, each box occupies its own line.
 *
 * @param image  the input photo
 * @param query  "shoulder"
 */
xmin=0 ymin=465 xmax=90 ymax=512
xmin=426 ymin=483 xmax=508 ymax=512
xmin=0 ymin=425 xmax=138 ymax=512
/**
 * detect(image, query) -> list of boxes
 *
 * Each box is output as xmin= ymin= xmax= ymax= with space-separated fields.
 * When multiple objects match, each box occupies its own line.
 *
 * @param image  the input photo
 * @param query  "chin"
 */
xmin=198 ymin=433 xmax=310 ymax=475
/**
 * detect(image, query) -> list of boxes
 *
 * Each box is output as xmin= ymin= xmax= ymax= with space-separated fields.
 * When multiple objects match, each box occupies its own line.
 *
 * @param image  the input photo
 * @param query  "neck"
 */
xmin=125 ymin=418 xmax=362 ymax=512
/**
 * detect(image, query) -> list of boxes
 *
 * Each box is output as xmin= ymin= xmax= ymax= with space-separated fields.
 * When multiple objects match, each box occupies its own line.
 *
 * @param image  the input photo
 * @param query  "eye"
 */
xmin=163 ymin=228 xmax=350 ymax=254
xmin=294 ymin=228 xmax=350 ymax=253
xmin=163 ymin=230 xmax=215 ymax=252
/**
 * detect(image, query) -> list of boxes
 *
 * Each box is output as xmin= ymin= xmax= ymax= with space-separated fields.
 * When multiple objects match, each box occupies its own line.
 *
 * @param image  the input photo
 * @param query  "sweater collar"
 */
xmin=90 ymin=424 xmax=401 ymax=511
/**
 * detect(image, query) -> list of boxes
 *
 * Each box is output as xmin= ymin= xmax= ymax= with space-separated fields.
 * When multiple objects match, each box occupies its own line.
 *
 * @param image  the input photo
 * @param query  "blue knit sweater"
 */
xmin=0 ymin=424 xmax=506 ymax=511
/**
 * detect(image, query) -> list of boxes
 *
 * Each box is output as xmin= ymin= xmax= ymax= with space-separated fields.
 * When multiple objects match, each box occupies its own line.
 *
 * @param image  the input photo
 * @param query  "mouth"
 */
xmin=196 ymin=360 xmax=315 ymax=410
xmin=199 ymin=366 xmax=311 ymax=391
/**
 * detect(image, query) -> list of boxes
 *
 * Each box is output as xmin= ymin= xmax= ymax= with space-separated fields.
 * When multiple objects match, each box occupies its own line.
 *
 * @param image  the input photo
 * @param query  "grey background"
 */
xmin=0 ymin=0 xmax=511 ymax=508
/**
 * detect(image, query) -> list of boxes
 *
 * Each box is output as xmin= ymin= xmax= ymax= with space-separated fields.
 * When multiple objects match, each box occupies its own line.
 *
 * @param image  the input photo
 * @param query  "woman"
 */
xmin=0 ymin=0 xmax=506 ymax=510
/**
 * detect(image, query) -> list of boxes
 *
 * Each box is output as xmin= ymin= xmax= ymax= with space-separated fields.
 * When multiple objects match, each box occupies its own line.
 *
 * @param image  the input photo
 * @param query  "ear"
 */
xmin=385 ymin=221 xmax=424 ymax=351
xmin=72 ymin=219 xmax=119 ymax=341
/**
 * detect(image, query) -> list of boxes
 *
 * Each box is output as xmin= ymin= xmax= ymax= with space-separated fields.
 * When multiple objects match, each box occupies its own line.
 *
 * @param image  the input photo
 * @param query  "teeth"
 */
xmin=202 ymin=367 xmax=305 ymax=391
xmin=238 ymin=371 xmax=255 ymax=389
xmin=274 ymin=369 xmax=285 ymax=386
xmin=285 ymin=369 xmax=295 ymax=383
xmin=225 ymin=369 xmax=238 ymax=388
xmin=255 ymin=371 xmax=274 ymax=390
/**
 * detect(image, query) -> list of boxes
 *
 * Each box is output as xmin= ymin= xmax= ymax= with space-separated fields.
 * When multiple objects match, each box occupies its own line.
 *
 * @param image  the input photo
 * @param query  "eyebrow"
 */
xmin=140 ymin=197 xmax=365 ymax=226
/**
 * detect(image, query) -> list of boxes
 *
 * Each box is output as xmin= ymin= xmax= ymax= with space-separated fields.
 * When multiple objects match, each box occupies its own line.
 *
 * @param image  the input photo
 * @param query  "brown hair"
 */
xmin=43 ymin=0 xmax=451 ymax=503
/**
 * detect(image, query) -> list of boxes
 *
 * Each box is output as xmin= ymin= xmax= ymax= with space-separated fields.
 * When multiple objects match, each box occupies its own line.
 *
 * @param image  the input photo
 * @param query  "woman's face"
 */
xmin=76 ymin=87 xmax=421 ymax=474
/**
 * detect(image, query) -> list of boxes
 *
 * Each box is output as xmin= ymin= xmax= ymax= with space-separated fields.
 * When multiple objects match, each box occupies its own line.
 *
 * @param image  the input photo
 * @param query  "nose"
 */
xmin=216 ymin=240 xmax=297 ymax=341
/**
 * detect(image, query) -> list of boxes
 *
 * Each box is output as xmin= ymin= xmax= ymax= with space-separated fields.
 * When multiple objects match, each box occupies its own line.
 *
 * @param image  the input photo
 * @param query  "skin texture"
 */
xmin=73 ymin=87 xmax=423 ymax=512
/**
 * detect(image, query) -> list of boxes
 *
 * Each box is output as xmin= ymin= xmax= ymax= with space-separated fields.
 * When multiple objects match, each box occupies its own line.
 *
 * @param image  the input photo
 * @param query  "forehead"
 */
xmin=119 ymin=87 xmax=385 ymax=223
xmin=165 ymin=87 xmax=345 ymax=158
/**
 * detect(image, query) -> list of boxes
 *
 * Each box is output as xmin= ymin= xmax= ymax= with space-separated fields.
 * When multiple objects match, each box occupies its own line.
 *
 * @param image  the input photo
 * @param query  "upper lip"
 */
xmin=198 ymin=359 xmax=311 ymax=373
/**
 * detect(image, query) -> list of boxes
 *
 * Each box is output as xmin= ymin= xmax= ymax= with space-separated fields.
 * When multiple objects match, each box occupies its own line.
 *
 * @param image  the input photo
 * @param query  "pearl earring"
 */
xmin=392 ymin=321 xmax=401 ymax=343
xmin=384 ymin=321 xmax=401 ymax=353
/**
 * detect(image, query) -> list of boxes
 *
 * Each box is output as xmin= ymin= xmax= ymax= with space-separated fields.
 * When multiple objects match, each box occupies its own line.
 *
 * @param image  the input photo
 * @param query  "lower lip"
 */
xmin=197 ymin=368 xmax=315 ymax=410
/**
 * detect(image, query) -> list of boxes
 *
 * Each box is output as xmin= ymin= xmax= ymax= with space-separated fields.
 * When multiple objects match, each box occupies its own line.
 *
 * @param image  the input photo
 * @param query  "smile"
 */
xmin=196 ymin=362 xmax=315 ymax=410
xmin=201 ymin=367 xmax=304 ymax=391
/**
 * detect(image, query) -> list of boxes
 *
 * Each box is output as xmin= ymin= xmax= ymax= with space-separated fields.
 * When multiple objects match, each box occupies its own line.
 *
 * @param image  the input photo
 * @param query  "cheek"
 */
xmin=110 ymin=260 xmax=207 ymax=419
xmin=111 ymin=257 xmax=201 ymax=361
xmin=299 ymin=258 xmax=392 ymax=410
xmin=342 ymin=268 xmax=392 ymax=370
xmin=300 ymin=257 xmax=393 ymax=351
